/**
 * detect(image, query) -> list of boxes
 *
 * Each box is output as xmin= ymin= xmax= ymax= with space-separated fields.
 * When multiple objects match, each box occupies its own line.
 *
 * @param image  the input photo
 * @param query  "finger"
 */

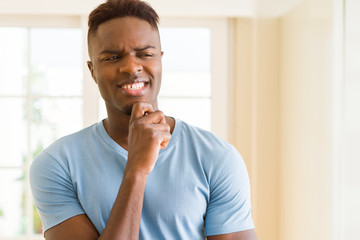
xmin=146 ymin=123 xmax=170 ymax=132
xmin=141 ymin=110 xmax=167 ymax=124
xmin=130 ymin=102 xmax=154 ymax=125
xmin=143 ymin=124 xmax=170 ymax=149
xmin=160 ymin=139 xmax=170 ymax=149
xmin=158 ymin=110 xmax=166 ymax=124
xmin=158 ymin=132 xmax=171 ymax=149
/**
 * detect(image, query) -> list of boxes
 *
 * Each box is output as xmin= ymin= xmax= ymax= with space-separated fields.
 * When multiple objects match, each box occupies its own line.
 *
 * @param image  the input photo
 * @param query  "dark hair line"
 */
xmin=88 ymin=0 xmax=159 ymax=41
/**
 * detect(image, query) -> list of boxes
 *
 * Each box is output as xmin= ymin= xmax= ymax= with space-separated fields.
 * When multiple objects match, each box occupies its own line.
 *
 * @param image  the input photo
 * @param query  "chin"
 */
xmin=122 ymin=105 xmax=133 ymax=116
xmin=119 ymin=98 xmax=158 ymax=116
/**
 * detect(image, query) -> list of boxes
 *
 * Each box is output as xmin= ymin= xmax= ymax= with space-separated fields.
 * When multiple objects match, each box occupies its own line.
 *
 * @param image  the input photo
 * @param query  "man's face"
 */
xmin=88 ymin=17 xmax=163 ymax=115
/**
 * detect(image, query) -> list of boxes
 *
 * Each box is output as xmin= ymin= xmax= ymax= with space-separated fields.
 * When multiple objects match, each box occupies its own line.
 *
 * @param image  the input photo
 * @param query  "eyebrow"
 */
xmin=99 ymin=46 xmax=157 ymax=55
xmin=134 ymin=45 xmax=157 ymax=51
xmin=98 ymin=50 xmax=121 ymax=55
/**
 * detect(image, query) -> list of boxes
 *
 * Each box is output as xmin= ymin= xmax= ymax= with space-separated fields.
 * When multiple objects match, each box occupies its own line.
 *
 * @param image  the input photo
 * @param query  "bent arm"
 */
xmin=42 ymin=103 xmax=170 ymax=240
xmin=44 ymin=214 xmax=99 ymax=240
xmin=98 ymin=171 xmax=147 ymax=240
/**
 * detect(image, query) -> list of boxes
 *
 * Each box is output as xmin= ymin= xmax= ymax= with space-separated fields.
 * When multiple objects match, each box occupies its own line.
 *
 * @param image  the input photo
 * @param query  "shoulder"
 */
xmin=175 ymin=119 xmax=242 ymax=173
xmin=30 ymin=123 xmax=99 ymax=175
xmin=38 ymin=123 xmax=97 ymax=157
xmin=48 ymin=123 xmax=98 ymax=152
xmin=178 ymin=119 xmax=233 ymax=153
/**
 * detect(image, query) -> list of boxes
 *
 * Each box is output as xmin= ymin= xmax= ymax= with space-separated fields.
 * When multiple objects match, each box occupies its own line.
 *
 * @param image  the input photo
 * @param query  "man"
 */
xmin=30 ymin=0 xmax=257 ymax=239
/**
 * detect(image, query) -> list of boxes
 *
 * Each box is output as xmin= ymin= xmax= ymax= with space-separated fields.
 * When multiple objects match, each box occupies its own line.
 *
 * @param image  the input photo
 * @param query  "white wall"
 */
xmin=339 ymin=0 xmax=360 ymax=238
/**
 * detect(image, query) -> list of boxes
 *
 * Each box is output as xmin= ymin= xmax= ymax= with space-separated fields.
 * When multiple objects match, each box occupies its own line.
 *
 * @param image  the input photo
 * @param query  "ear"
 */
xmin=161 ymin=51 xmax=164 ymax=58
xmin=87 ymin=61 xmax=97 ymax=84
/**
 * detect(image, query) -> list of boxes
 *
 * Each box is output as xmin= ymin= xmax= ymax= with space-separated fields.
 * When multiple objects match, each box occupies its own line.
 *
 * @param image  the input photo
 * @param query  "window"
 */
xmin=98 ymin=25 xmax=215 ymax=131
xmin=97 ymin=18 xmax=230 ymax=138
xmin=159 ymin=27 xmax=212 ymax=130
xmin=0 ymin=16 xmax=230 ymax=240
xmin=0 ymin=26 xmax=83 ymax=239
xmin=160 ymin=18 xmax=231 ymax=139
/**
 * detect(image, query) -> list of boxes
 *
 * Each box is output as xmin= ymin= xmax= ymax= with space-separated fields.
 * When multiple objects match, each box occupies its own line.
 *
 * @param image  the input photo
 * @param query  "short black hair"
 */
xmin=88 ymin=0 xmax=159 ymax=44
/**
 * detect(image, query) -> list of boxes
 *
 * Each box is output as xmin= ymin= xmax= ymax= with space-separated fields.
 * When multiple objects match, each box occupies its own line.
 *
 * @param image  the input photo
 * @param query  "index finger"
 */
xmin=129 ymin=102 xmax=154 ymax=125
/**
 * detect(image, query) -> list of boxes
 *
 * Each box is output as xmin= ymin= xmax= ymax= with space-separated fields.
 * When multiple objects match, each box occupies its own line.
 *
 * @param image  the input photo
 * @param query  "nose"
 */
xmin=119 ymin=55 xmax=143 ymax=74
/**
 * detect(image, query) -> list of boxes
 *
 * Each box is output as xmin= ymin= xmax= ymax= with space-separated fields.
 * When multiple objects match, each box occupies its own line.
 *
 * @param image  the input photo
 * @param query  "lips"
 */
xmin=119 ymin=81 xmax=148 ymax=96
xmin=121 ymin=82 xmax=145 ymax=90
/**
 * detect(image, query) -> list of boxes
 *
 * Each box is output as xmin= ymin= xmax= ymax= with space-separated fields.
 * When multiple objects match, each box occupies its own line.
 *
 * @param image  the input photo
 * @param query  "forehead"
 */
xmin=91 ymin=17 xmax=160 ymax=52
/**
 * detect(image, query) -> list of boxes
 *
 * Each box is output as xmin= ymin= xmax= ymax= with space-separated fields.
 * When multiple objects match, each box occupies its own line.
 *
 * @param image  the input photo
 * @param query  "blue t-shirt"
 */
xmin=30 ymin=119 xmax=254 ymax=239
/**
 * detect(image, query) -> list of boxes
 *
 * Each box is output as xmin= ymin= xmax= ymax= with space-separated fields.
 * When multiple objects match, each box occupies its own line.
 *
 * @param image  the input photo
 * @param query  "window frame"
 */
xmin=0 ymin=15 xmax=84 ymax=240
xmin=0 ymin=15 xmax=232 ymax=240
xmin=158 ymin=17 xmax=232 ymax=140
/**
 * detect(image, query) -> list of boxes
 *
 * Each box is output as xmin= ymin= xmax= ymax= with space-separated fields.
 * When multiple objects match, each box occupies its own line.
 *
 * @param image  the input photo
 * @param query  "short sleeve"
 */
xmin=29 ymin=151 xmax=85 ymax=233
xmin=205 ymin=146 xmax=254 ymax=236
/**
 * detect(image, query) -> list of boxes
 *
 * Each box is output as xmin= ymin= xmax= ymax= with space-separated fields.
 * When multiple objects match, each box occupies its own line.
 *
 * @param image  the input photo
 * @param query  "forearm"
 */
xmin=98 ymin=103 xmax=168 ymax=240
xmin=99 ymin=170 xmax=147 ymax=240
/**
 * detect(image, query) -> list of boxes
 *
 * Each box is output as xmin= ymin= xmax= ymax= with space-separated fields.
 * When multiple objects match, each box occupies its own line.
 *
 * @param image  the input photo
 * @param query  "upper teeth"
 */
xmin=122 ymin=82 xmax=145 ymax=90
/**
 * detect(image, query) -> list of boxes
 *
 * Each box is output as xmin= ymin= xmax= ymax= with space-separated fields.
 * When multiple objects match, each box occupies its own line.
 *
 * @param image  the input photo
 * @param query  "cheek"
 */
xmin=149 ymin=60 xmax=162 ymax=80
xmin=94 ymin=66 xmax=117 ymax=85
xmin=96 ymin=82 xmax=109 ymax=101
xmin=94 ymin=70 xmax=115 ymax=96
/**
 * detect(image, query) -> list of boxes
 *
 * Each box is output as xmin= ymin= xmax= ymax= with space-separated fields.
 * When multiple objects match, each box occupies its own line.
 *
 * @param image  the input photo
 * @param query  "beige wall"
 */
xmin=233 ymin=0 xmax=334 ymax=239
xmin=279 ymin=0 xmax=333 ymax=239
xmin=233 ymin=18 xmax=280 ymax=240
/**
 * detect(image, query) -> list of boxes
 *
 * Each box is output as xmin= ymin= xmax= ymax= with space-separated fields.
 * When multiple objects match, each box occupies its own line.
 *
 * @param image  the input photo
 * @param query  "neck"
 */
xmin=103 ymin=110 xmax=131 ymax=149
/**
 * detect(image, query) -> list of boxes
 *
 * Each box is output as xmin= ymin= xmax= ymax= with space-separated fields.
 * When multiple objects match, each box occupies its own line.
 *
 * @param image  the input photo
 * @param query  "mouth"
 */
xmin=118 ymin=81 xmax=148 ymax=96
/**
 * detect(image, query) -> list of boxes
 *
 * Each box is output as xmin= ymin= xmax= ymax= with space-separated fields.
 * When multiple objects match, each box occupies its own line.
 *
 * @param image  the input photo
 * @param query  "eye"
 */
xmin=138 ymin=52 xmax=155 ymax=58
xmin=104 ymin=56 xmax=119 ymax=61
